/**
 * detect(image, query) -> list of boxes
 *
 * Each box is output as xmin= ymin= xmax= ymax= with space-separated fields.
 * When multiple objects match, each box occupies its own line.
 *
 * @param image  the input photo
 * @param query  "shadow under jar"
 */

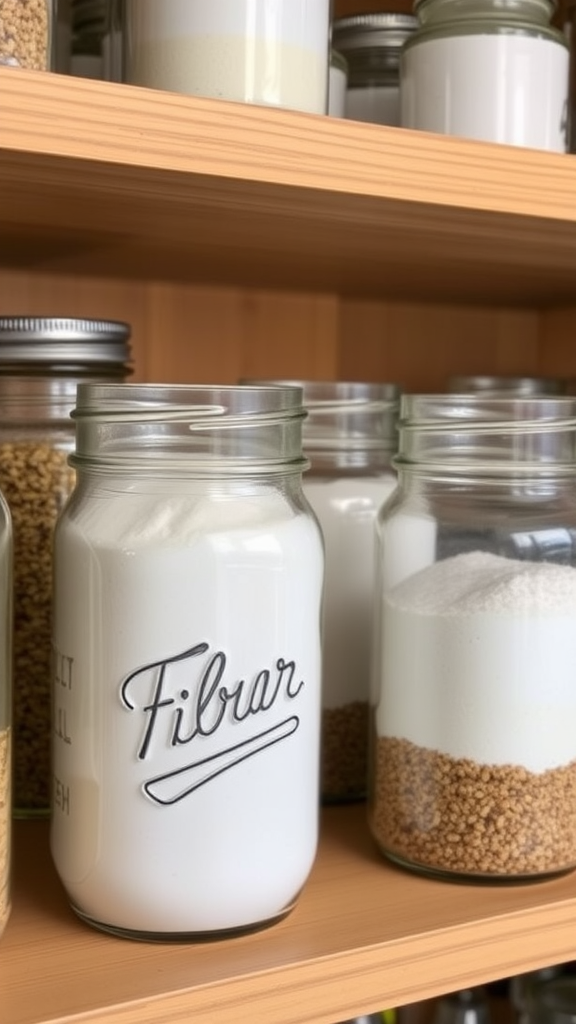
xmin=369 ymin=394 xmax=576 ymax=882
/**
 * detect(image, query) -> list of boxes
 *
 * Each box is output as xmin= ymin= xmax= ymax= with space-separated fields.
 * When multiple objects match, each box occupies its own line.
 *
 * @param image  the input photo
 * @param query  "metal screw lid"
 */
xmin=332 ymin=12 xmax=418 ymax=51
xmin=0 ymin=317 xmax=133 ymax=371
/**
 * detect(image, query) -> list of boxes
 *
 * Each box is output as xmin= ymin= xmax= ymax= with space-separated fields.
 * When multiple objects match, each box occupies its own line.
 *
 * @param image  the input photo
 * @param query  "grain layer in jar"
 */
xmin=51 ymin=384 xmax=323 ymax=939
xmin=120 ymin=0 xmax=332 ymax=114
xmin=0 ymin=488 xmax=12 ymax=938
xmin=0 ymin=317 xmax=132 ymax=818
xmin=369 ymin=395 xmax=576 ymax=882
xmin=0 ymin=0 xmax=54 ymax=70
xmin=244 ymin=380 xmax=400 ymax=803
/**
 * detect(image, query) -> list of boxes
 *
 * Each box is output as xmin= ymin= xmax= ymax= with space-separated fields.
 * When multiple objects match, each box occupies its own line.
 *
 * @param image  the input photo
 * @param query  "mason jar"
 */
xmin=120 ymin=0 xmax=332 ymax=114
xmin=0 ymin=491 xmax=12 ymax=939
xmin=400 ymin=0 xmax=569 ymax=151
xmin=0 ymin=0 xmax=56 ymax=70
xmin=51 ymin=383 xmax=324 ymax=939
xmin=447 ymin=375 xmax=565 ymax=396
xmin=332 ymin=12 xmax=417 ymax=125
xmin=369 ymin=394 xmax=576 ymax=881
xmin=0 ymin=317 xmax=132 ymax=818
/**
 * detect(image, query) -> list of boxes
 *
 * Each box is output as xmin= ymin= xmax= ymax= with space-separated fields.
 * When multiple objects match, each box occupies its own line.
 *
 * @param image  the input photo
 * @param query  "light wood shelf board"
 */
xmin=1 ymin=71 xmax=576 ymax=303
xmin=5 ymin=808 xmax=576 ymax=1024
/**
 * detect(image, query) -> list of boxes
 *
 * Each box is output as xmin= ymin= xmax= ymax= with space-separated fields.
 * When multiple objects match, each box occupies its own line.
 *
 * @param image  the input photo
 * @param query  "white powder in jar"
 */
xmin=51 ymin=485 xmax=323 ymax=935
xmin=377 ymin=551 xmax=576 ymax=772
xmin=125 ymin=0 xmax=330 ymax=113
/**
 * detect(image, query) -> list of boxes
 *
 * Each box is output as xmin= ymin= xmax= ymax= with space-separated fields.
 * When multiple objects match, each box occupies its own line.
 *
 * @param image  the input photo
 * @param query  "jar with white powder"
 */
xmin=121 ymin=0 xmax=331 ymax=115
xmin=51 ymin=383 xmax=324 ymax=939
xmin=400 ymin=0 xmax=569 ymax=151
xmin=332 ymin=12 xmax=417 ymax=126
xmin=247 ymin=380 xmax=400 ymax=803
xmin=369 ymin=394 xmax=576 ymax=881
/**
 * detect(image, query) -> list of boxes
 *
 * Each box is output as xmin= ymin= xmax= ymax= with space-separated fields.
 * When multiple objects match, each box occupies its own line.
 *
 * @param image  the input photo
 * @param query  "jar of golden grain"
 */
xmin=0 ymin=486 xmax=12 ymax=937
xmin=0 ymin=0 xmax=55 ymax=70
xmin=0 ymin=317 xmax=132 ymax=817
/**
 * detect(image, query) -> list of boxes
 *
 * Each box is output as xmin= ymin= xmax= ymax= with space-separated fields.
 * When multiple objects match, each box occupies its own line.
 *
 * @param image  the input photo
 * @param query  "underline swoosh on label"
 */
xmin=143 ymin=715 xmax=299 ymax=806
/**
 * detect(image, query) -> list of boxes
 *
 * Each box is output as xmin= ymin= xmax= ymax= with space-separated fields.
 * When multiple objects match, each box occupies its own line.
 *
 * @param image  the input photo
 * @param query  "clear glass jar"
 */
xmin=119 ymin=0 xmax=332 ymax=114
xmin=369 ymin=394 xmax=576 ymax=882
xmin=332 ymin=13 xmax=417 ymax=125
xmin=51 ymin=383 xmax=324 ymax=940
xmin=0 ymin=491 xmax=12 ymax=939
xmin=447 ymin=375 xmax=565 ymax=396
xmin=0 ymin=317 xmax=132 ymax=818
xmin=522 ymin=975 xmax=576 ymax=1024
xmin=0 ymin=0 xmax=55 ymax=70
xmin=70 ymin=0 xmax=105 ymax=78
xmin=401 ymin=0 xmax=569 ymax=151
xmin=328 ymin=47 xmax=348 ymax=117
xmin=293 ymin=381 xmax=399 ymax=804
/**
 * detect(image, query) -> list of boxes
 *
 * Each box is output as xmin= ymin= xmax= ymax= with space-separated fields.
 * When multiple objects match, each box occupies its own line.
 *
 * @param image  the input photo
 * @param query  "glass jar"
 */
xmin=0 ymin=491 xmax=12 ymax=939
xmin=0 ymin=0 xmax=55 ymax=70
xmin=328 ymin=48 xmax=348 ymax=117
xmin=286 ymin=381 xmax=399 ymax=804
xmin=120 ymin=0 xmax=332 ymax=115
xmin=51 ymin=383 xmax=324 ymax=940
xmin=447 ymin=375 xmax=565 ymax=396
xmin=369 ymin=394 xmax=576 ymax=882
xmin=522 ymin=976 xmax=576 ymax=1024
xmin=0 ymin=317 xmax=132 ymax=818
xmin=400 ymin=0 xmax=569 ymax=151
xmin=332 ymin=13 xmax=417 ymax=126
xmin=70 ymin=0 xmax=105 ymax=78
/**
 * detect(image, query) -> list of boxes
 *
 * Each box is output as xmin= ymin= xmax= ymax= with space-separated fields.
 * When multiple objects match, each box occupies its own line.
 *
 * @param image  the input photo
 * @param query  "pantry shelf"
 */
xmin=2 ymin=69 xmax=576 ymax=305
xmin=4 ymin=807 xmax=576 ymax=1024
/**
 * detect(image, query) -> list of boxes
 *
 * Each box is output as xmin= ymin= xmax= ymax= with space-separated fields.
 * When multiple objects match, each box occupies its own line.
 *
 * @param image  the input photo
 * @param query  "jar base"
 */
xmin=380 ymin=847 xmax=576 ymax=886
xmin=69 ymin=898 xmax=298 ymax=943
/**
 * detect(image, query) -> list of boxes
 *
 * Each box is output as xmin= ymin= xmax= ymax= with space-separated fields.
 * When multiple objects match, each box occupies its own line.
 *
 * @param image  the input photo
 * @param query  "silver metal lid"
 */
xmin=332 ymin=13 xmax=418 ymax=51
xmin=0 ymin=317 xmax=132 ymax=369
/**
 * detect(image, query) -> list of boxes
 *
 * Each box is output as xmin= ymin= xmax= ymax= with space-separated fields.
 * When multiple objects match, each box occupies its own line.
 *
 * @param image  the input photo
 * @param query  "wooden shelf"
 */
xmin=2 ymin=69 xmax=576 ymax=305
xmin=4 ymin=807 xmax=576 ymax=1024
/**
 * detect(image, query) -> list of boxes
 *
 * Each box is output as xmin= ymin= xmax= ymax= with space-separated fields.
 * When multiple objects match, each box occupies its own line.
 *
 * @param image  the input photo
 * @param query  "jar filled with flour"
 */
xmin=250 ymin=381 xmax=399 ymax=803
xmin=401 ymin=0 xmax=569 ymax=151
xmin=369 ymin=394 xmax=576 ymax=881
xmin=51 ymin=384 xmax=324 ymax=939
xmin=121 ymin=0 xmax=331 ymax=115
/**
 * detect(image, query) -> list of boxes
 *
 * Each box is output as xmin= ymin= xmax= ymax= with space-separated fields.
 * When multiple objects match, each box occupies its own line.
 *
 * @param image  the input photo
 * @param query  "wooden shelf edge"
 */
xmin=2 ymin=68 xmax=576 ymax=223
xmin=5 ymin=808 xmax=576 ymax=1024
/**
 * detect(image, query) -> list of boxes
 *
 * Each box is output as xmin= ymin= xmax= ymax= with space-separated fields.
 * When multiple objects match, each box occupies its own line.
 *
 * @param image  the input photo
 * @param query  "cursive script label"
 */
xmin=120 ymin=642 xmax=305 ymax=804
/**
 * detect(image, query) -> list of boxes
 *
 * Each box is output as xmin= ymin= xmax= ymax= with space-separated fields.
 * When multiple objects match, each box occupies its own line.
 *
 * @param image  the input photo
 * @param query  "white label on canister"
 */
xmin=124 ymin=0 xmax=330 ymax=114
xmin=401 ymin=33 xmax=569 ymax=151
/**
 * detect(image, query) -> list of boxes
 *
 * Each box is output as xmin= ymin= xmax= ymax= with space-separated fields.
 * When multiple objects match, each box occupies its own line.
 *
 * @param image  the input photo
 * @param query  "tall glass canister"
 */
xmin=0 ymin=0 xmax=56 ymax=69
xmin=0 ymin=491 xmax=11 ymax=939
xmin=0 ymin=317 xmax=132 ymax=817
xmin=51 ymin=384 xmax=324 ymax=939
xmin=369 ymin=395 xmax=576 ymax=882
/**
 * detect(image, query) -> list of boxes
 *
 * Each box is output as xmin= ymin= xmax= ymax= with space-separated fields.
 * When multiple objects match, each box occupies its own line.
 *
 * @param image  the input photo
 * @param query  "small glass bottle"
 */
xmin=0 ymin=317 xmax=133 ymax=818
xmin=0 ymin=489 xmax=12 ymax=939
xmin=51 ymin=383 xmax=324 ymax=939
xmin=0 ymin=0 xmax=55 ymax=70
xmin=369 ymin=394 xmax=576 ymax=882
xmin=120 ymin=0 xmax=332 ymax=115
xmin=332 ymin=13 xmax=417 ymax=126
xmin=401 ymin=0 xmax=569 ymax=151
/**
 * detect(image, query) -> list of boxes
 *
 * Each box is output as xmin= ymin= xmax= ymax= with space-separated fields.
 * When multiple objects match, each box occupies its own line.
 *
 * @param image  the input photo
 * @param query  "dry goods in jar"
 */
xmin=0 ymin=0 xmax=50 ymax=70
xmin=0 ymin=441 xmax=74 ymax=812
xmin=371 ymin=550 xmax=576 ymax=878
xmin=0 ymin=728 xmax=10 ymax=932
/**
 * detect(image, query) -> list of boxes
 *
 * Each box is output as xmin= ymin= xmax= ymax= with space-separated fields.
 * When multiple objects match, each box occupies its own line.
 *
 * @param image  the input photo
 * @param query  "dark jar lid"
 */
xmin=0 ymin=317 xmax=133 ymax=376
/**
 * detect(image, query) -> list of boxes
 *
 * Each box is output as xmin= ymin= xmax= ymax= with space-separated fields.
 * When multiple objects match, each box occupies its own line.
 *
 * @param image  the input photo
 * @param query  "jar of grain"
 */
xmin=51 ymin=383 xmax=323 ymax=939
xmin=0 ymin=488 xmax=12 ymax=938
xmin=0 ymin=0 xmax=55 ymax=71
xmin=369 ymin=394 xmax=576 ymax=881
xmin=0 ymin=316 xmax=132 ymax=818
xmin=245 ymin=380 xmax=400 ymax=803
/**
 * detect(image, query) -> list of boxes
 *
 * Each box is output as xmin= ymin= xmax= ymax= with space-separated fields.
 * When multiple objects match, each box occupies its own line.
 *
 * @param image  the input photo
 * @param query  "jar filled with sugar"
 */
xmin=51 ymin=383 xmax=324 ymax=939
xmin=369 ymin=394 xmax=576 ymax=881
